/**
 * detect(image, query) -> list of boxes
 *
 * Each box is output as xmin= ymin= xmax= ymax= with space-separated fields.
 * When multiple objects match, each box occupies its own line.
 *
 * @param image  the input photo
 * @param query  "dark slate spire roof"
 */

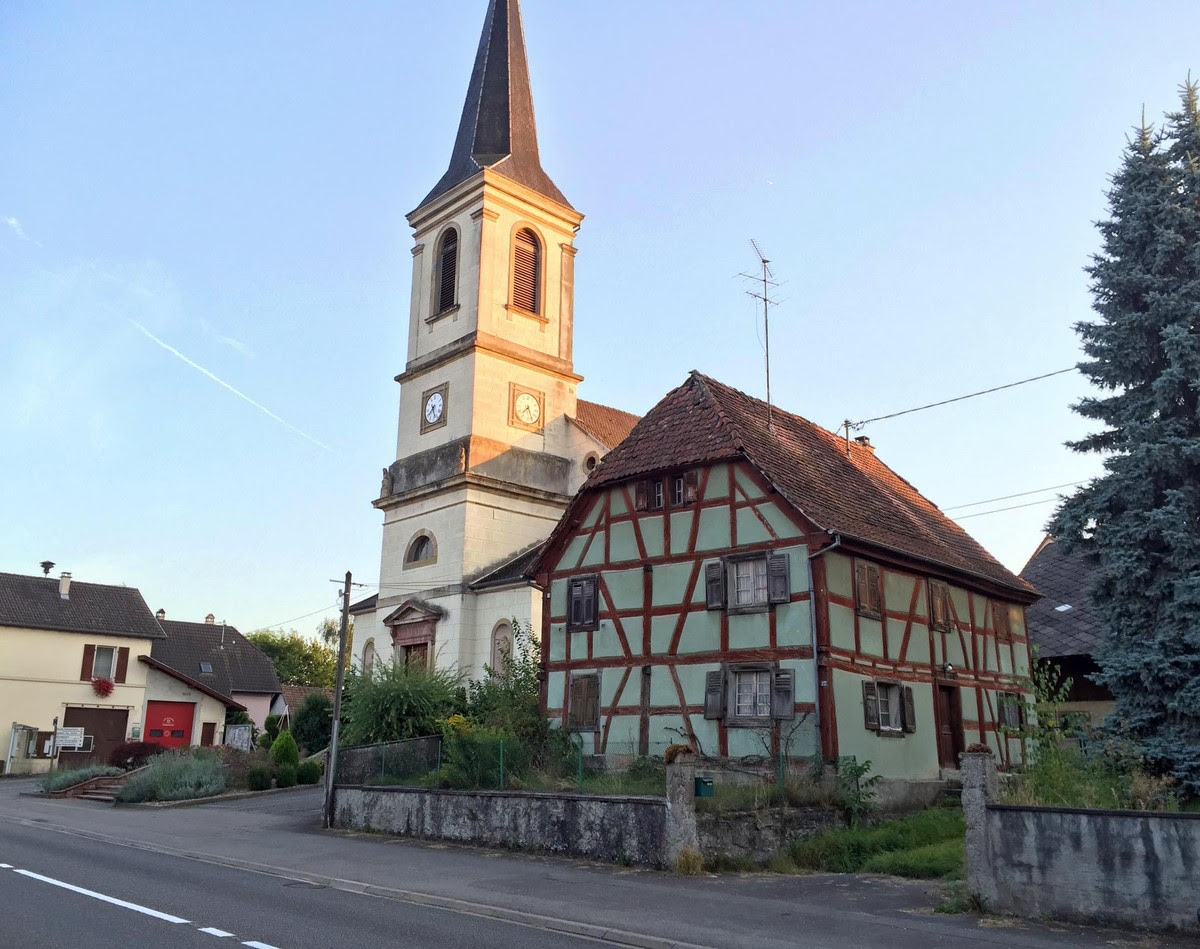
xmin=419 ymin=0 xmax=571 ymax=210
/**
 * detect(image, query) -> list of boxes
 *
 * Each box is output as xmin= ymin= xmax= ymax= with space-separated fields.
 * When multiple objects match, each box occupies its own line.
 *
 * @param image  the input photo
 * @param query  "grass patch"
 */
xmin=39 ymin=766 xmax=122 ymax=793
xmin=860 ymin=838 xmax=963 ymax=879
xmin=934 ymin=880 xmax=983 ymax=914
xmin=790 ymin=807 xmax=964 ymax=876
xmin=366 ymin=766 xmax=665 ymax=796
xmin=115 ymin=750 xmax=227 ymax=803
xmin=697 ymin=778 xmax=830 ymax=814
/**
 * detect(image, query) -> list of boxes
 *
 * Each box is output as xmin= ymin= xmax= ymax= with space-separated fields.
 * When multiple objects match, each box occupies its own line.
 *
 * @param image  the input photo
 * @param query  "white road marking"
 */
xmin=0 ymin=863 xmax=12 ymax=868
xmin=242 ymin=942 xmax=282 ymax=949
xmin=200 ymin=928 xmax=236 ymax=937
xmin=12 ymin=868 xmax=190 ymax=923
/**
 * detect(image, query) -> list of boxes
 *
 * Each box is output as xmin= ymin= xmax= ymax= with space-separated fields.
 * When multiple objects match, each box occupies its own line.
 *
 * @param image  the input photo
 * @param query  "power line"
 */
xmin=942 ymin=480 xmax=1089 ymax=512
xmin=953 ymin=497 xmax=1061 ymax=520
xmin=255 ymin=600 xmax=340 ymax=630
xmin=847 ymin=367 xmax=1077 ymax=430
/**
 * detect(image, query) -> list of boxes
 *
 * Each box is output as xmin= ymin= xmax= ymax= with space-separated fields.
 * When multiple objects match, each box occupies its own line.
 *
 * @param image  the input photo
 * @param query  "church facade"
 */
xmin=352 ymin=0 xmax=637 ymax=680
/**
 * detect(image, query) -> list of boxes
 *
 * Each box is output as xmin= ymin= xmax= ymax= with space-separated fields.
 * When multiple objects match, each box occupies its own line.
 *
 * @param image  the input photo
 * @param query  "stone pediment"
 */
xmin=380 ymin=598 xmax=446 ymax=628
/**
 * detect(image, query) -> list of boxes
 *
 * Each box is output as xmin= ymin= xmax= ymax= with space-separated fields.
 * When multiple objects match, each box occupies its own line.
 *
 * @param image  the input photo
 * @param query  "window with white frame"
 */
xmin=92 ymin=646 xmax=116 ymax=680
xmin=733 ymin=669 xmax=772 ymax=719
xmin=876 ymin=683 xmax=902 ymax=730
xmin=671 ymin=475 xmax=686 ymax=506
xmin=732 ymin=558 xmax=769 ymax=608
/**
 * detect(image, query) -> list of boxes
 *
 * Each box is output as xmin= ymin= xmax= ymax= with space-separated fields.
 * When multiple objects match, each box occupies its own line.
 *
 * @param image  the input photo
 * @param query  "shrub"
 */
xmin=291 ymin=694 xmax=333 ymax=755
xmin=269 ymin=731 xmax=300 ymax=770
xmin=108 ymin=741 xmax=167 ymax=771
xmin=247 ymin=765 xmax=272 ymax=791
xmin=296 ymin=760 xmax=322 ymax=785
xmin=438 ymin=722 xmax=531 ymax=790
xmin=256 ymin=732 xmax=273 ymax=750
xmin=263 ymin=714 xmax=282 ymax=744
xmin=40 ymin=766 xmax=122 ymax=793
xmin=115 ymin=751 xmax=227 ymax=803
xmin=675 ymin=847 xmax=704 ymax=875
xmin=275 ymin=765 xmax=297 ymax=788
xmin=340 ymin=659 xmax=462 ymax=746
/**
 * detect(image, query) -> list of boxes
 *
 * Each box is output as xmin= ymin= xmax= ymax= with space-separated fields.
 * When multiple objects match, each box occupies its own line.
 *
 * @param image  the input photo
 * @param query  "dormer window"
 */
xmin=434 ymin=228 xmax=458 ymax=314
xmin=512 ymin=227 xmax=541 ymax=314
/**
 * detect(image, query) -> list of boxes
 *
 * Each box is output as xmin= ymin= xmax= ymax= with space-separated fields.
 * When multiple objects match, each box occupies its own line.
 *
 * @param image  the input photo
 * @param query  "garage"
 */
xmin=144 ymin=700 xmax=195 ymax=748
xmin=58 ymin=707 xmax=129 ymax=768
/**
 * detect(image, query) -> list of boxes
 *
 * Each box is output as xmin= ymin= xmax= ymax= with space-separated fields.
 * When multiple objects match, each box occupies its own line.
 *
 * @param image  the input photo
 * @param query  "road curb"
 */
xmin=0 ymin=814 xmax=714 ymax=949
xmin=115 ymin=783 xmax=316 ymax=808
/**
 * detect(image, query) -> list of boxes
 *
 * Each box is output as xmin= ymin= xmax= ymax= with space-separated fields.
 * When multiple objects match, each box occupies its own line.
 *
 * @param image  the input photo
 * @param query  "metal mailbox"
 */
xmin=694 ymin=776 xmax=714 ymax=797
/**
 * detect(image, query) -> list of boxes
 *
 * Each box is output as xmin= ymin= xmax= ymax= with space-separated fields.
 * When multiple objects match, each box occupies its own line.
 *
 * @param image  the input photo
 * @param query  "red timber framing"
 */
xmin=537 ymin=461 xmax=816 ymax=756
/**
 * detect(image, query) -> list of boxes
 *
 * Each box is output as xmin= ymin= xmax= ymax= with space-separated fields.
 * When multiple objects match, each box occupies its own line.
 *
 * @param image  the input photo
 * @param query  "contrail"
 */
xmin=127 ymin=319 xmax=333 ymax=453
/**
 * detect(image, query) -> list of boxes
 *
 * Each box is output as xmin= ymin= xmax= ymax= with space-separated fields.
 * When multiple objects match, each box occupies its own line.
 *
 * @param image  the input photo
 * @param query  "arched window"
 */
xmin=491 ymin=621 xmax=513 ymax=672
xmin=362 ymin=638 xmax=376 ymax=679
xmin=405 ymin=531 xmax=437 ymax=567
xmin=434 ymin=228 xmax=458 ymax=314
xmin=512 ymin=227 xmax=541 ymax=314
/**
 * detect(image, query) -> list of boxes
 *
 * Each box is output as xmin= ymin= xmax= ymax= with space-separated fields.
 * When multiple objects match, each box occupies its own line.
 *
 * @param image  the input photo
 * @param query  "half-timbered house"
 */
xmin=530 ymin=372 xmax=1038 ymax=787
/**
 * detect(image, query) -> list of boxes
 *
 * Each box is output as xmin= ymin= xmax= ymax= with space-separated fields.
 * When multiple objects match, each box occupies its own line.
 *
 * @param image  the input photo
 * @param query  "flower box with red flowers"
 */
xmin=91 ymin=677 xmax=115 ymax=697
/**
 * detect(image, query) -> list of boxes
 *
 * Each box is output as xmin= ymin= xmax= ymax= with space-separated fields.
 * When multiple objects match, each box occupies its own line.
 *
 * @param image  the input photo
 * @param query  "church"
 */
xmin=351 ymin=0 xmax=638 ymax=680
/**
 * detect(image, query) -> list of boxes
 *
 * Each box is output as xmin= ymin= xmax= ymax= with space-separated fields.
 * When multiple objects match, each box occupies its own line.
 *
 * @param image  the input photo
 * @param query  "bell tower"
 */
xmin=368 ymin=0 xmax=586 ymax=675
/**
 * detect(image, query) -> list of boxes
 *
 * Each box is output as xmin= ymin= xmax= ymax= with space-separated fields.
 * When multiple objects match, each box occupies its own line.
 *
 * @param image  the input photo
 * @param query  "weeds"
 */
xmin=39 ymin=766 xmax=122 ymax=793
xmin=789 ymin=807 xmax=964 ymax=876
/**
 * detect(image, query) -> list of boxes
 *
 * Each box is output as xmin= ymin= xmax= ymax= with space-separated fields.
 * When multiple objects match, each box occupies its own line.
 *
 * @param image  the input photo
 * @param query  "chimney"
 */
xmin=853 ymin=435 xmax=875 ymax=452
xmin=156 ymin=608 xmax=166 ymax=621
xmin=59 ymin=571 xmax=72 ymax=600
xmin=40 ymin=560 xmax=55 ymax=576
xmin=205 ymin=613 xmax=215 ymax=624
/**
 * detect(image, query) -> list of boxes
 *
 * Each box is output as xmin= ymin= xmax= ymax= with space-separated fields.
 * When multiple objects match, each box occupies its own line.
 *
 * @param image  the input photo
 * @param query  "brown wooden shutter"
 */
xmin=703 ymin=669 xmax=725 ymax=719
xmin=634 ymin=480 xmax=648 ymax=511
xmin=705 ymin=561 xmax=726 ymax=610
xmin=862 ymin=680 xmax=879 ymax=731
xmin=568 ymin=676 xmax=586 ymax=728
xmin=512 ymin=228 xmax=540 ymax=313
xmin=586 ymin=674 xmax=601 ymax=730
xmin=902 ymin=686 xmax=917 ymax=733
xmin=684 ymin=470 xmax=699 ymax=503
xmin=80 ymin=644 xmax=95 ymax=681
xmin=584 ymin=577 xmax=598 ymax=630
xmin=767 ymin=553 xmax=790 ymax=604
xmin=114 ymin=647 xmax=130 ymax=683
xmin=569 ymin=674 xmax=600 ymax=731
xmin=856 ymin=562 xmax=881 ymax=616
xmin=993 ymin=602 xmax=1011 ymax=640
xmin=437 ymin=229 xmax=458 ymax=312
xmin=772 ymin=668 xmax=795 ymax=720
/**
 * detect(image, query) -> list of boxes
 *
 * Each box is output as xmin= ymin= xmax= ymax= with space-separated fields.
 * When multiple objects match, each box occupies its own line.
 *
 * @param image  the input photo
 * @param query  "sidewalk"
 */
xmin=0 ymin=780 xmax=1178 ymax=949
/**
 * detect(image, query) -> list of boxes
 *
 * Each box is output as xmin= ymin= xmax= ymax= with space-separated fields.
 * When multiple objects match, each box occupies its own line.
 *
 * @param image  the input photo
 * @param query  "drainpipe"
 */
xmin=807 ymin=532 xmax=842 ymax=765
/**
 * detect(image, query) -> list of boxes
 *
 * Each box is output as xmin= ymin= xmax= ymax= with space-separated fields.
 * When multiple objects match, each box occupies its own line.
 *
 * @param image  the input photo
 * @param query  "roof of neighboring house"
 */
xmin=0 ymin=572 xmax=165 ymax=640
xmin=348 ymin=593 xmax=378 ymax=616
xmin=470 ymin=541 xmax=545 ymax=590
xmin=138 ymin=654 xmax=246 ymax=710
xmin=280 ymin=683 xmax=333 ymax=716
xmin=539 ymin=372 xmax=1035 ymax=599
xmin=151 ymin=619 xmax=281 ymax=699
xmin=1020 ymin=538 xmax=1104 ymax=658
xmin=570 ymin=400 xmax=641 ymax=451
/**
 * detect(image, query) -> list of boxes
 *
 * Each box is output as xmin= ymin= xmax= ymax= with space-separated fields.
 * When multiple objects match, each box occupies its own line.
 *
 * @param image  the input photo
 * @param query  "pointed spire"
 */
xmin=419 ymin=0 xmax=571 ymax=210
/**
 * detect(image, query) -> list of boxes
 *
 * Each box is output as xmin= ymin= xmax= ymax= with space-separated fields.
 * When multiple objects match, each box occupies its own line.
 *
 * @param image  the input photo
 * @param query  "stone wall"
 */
xmin=963 ymin=751 xmax=1200 ymax=932
xmin=697 ymin=807 xmax=838 ymax=865
xmin=333 ymin=785 xmax=669 ymax=866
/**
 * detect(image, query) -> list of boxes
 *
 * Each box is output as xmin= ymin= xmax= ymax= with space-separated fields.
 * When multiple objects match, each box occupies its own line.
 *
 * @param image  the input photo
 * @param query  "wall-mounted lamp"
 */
xmin=942 ymin=662 xmax=955 ymax=676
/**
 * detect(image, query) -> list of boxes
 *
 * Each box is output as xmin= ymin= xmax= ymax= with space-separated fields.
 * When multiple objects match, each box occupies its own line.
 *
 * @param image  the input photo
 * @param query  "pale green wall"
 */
xmin=832 ymin=669 xmax=939 ymax=780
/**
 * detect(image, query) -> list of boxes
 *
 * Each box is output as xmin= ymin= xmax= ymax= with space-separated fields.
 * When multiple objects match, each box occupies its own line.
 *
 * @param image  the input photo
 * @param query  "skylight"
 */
xmin=199 ymin=661 xmax=213 ymax=673
xmin=1054 ymin=604 xmax=1073 ymax=613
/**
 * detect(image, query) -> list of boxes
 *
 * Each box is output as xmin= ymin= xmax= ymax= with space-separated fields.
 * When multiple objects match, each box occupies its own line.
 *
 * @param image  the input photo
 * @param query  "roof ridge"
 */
xmin=689 ymin=372 xmax=745 ymax=454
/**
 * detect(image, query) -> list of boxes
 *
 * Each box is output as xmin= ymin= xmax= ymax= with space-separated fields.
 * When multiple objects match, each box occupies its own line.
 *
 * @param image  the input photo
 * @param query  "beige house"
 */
xmin=0 ymin=571 xmax=164 ymax=774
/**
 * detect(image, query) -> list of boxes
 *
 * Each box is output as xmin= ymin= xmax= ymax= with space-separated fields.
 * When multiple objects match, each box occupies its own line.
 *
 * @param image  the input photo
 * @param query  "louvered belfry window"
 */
xmin=436 ymin=228 xmax=458 ymax=313
xmin=512 ymin=227 xmax=541 ymax=313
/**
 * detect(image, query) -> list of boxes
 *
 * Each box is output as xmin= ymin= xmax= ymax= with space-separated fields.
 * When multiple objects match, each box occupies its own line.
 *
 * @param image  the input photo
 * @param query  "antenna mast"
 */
xmin=741 ymin=239 xmax=780 ymax=432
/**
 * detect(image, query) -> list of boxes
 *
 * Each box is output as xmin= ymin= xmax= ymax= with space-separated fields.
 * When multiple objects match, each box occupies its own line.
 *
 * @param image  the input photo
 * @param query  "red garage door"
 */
xmin=145 ymin=701 xmax=194 ymax=749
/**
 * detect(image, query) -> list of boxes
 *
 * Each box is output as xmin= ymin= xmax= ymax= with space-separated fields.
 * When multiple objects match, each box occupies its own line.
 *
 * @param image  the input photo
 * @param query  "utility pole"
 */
xmin=323 ymin=571 xmax=352 ymax=829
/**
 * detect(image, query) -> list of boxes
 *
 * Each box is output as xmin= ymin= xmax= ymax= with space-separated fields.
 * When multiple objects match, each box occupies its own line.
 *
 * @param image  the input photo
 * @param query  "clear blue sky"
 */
xmin=2 ymin=1 xmax=1196 ymax=634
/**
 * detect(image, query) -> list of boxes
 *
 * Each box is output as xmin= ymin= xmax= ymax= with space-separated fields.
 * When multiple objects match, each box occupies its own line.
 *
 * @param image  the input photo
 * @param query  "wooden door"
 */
xmin=936 ymin=685 xmax=964 ymax=768
xmin=406 ymin=642 xmax=429 ymax=668
xmin=200 ymin=722 xmax=217 ymax=747
xmin=59 ymin=707 xmax=129 ymax=767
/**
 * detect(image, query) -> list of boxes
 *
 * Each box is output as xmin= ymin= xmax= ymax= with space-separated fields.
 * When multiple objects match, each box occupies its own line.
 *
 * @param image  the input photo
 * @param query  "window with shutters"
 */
xmin=876 ymin=683 xmax=901 ymax=730
xmin=992 ymin=601 xmax=1012 ymax=641
xmin=929 ymin=580 xmax=952 ymax=631
xmin=567 ymin=576 xmax=599 ymax=632
xmin=706 ymin=553 xmax=790 ymax=613
xmin=709 ymin=664 xmax=795 ymax=727
xmin=855 ymin=561 xmax=883 ymax=619
xmin=999 ymin=692 xmax=1023 ymax=729
xmin=733 ymin=670 xmax=772 ymax=719
xmin=511 ymin=227 xmax=542 ymax=314
xmin=433 ymin=227 xmax=458 ymax=315
xmin=650 ymin=479 xmax=664 ymax=510
xmin=568 ymin=673 xmax=601 ymax=731
xmin=92 ymin=646 xmax=116 ymax=680
xmin=732 ymin=558 xmax=769 ymax=608
xmin=862 ymin=680 xmax=914 ymax=734
xmin=671 ymin=475 xmax=686 ymax=507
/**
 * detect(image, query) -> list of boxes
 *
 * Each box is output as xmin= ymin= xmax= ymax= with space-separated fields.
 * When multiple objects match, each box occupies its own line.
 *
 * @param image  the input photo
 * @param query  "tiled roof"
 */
xmin=349 ymin=593 xmax=378 ymax=615
xmin=571 ymin=373 xmax=1034 ymax=598
xmin=1020 ymin=539 xmax=1104 ymax=658
xmin=0 ymin=572 xmax=165 ymax=640
xmin=571 ymin=400 xmax=641 ymax=451
xmin=470 ymin=541 xmax=544 ymax=590
xmin=138 ymin=655 xmax=246 ymax=710
xmin=152 ymin=619 xmax=281 ymax=697
xmin=280 ymin=683 xmax=332 ymax=714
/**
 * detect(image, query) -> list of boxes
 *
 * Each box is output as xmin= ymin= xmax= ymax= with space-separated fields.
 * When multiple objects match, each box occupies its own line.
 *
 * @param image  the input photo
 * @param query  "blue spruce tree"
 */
xmin=1050 ymin=80 xmax=1200 ymax=791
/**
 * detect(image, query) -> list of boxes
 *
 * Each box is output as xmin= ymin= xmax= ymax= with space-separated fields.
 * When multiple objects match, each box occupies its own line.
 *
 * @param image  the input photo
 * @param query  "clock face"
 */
xmin=514 ymin=392 xmax=541 ymax=425
xmin=424 ymin=391 xmax=444 ymax=424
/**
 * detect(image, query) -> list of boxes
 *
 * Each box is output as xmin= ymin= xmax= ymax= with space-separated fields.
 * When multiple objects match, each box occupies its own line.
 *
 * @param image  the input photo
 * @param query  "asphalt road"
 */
xmin=0 ymin=820 xmax=593 ymax=949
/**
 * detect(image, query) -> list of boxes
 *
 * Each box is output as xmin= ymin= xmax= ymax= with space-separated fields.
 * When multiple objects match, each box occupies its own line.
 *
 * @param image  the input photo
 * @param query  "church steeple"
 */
xmin=419 ymin=0 xmax=571 ymax=210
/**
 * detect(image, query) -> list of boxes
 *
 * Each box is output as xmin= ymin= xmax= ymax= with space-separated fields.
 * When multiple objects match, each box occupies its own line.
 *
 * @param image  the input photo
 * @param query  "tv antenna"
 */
xmin=740 ymin=239 xmax=781 ymax=432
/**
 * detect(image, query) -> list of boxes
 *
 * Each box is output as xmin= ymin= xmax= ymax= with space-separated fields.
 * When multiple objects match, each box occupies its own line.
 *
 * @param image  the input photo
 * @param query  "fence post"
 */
xmin=664 ymin=749 xmax=701 ymax=869
xmin=499 ymin=739 xmax=505 ymax=790
xmin=962 ymin=749 xmax=999 ymax=908
xmin=435 ymin=739 xmax=441 ymax=785
xmin=379 ymin=743 xmax=384 ymax=782
xmin=777 ymin=749 xmax=786 ymax=796
xmin=576 ymin=737 xmax=584 ymax=789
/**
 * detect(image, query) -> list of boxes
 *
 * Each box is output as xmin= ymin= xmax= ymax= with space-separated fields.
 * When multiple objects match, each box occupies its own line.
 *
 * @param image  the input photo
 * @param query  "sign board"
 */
xmin=131 ymin=725 xmax=141 ymax=741
xmin=225 ymin=723 xmax=253 ymax=752
xmin=56 ymin=727 xmax=85 ymax=750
